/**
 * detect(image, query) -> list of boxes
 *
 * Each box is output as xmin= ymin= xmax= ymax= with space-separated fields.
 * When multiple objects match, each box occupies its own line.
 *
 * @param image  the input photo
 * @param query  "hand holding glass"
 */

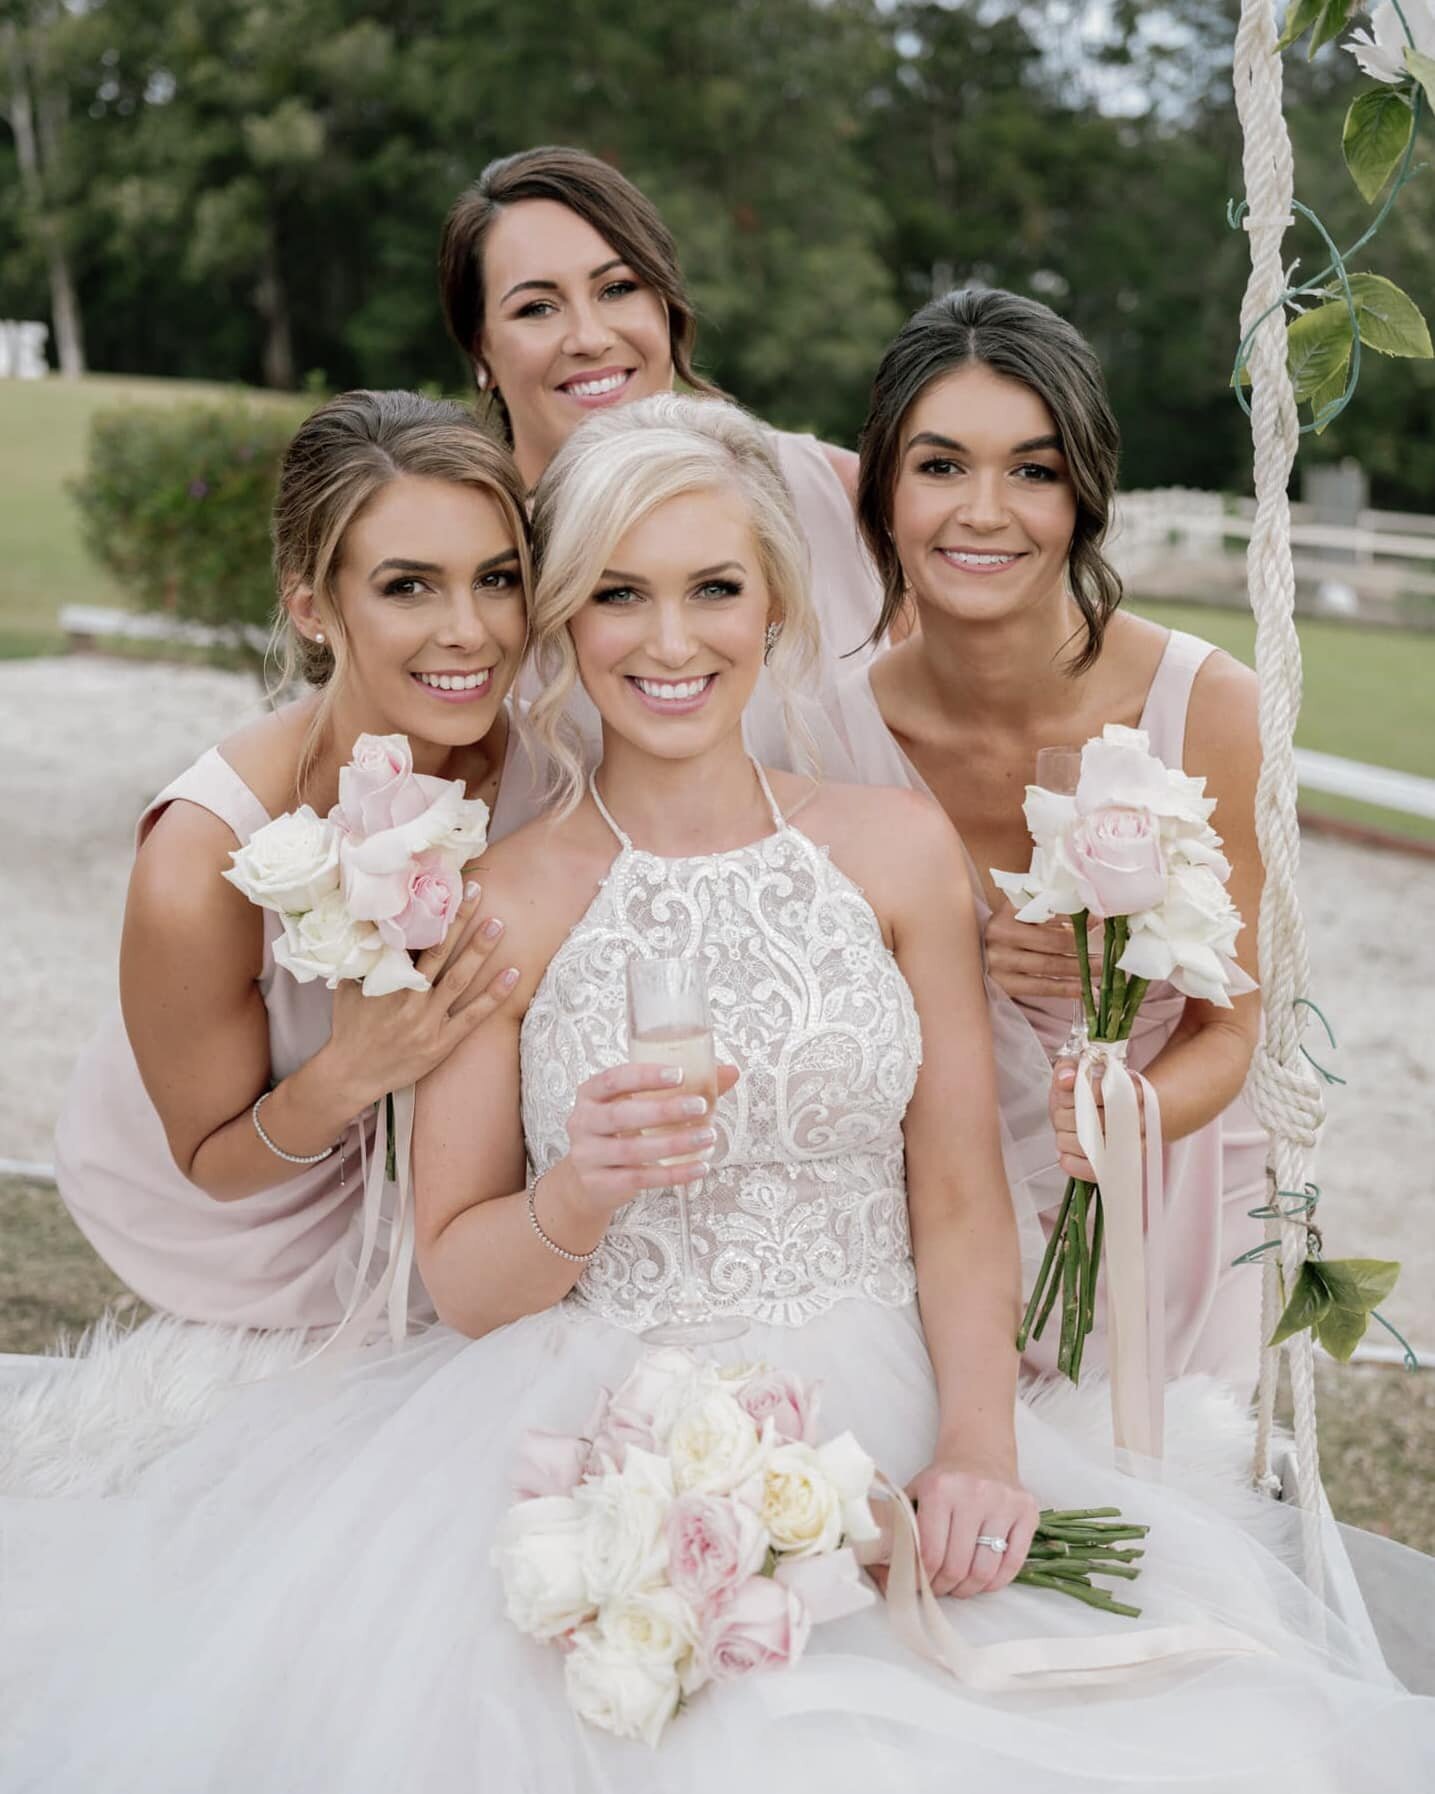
xmin=626 ymin=957 xmax=747 ymax=1346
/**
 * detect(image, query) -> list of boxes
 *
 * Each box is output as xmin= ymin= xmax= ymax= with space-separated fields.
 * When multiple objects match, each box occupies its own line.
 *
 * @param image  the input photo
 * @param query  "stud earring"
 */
xmin=475 ymin=365 xmax=489 ymax=391
xmin=763 ymin=621 xmax=782 ymax=662
xmin=314 ymin=631 xmax=325 ymax=645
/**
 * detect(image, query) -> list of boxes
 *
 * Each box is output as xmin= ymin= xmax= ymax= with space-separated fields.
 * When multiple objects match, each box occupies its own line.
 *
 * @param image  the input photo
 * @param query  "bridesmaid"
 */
xmin=55 ymin=391 xmax=539 ymax=1331
xmin=436 ymin=143 xmax=884 ymax=745
xmin=833 ymin=288 xmax=1266 ymax=1389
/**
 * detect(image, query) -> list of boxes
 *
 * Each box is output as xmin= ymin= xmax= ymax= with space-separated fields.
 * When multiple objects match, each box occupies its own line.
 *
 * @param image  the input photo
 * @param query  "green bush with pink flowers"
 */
xmin=70 ymin=401 xmax=307 ymax=638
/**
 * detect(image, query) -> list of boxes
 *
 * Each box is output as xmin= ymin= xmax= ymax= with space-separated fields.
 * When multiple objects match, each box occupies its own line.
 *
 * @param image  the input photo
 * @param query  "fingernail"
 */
xmin=464 ymin=881 xmax=481 ymax=902
xmin=500 ymin=967 xmax=519 ymax=989
xmin=482 ymin=917 xmax=504 ymax=939
xmin=691 ymin=1127 xmax=717 ymax=1146
xmin=680 ymin=1097 xmax=709 ymax=1117
xmin=661 ymin=1068 xmax=684 ymax=1085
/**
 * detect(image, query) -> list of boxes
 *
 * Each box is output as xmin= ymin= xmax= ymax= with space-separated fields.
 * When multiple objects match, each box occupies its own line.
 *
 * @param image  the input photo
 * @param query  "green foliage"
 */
xmin=1276 ymin=0 xmax=1359 ymax=57
xmin=1331 ymin=270 xmax=1434 ymax=357
xmin=1270 ymin=1258 xmax=1401 ymax=1360
xmin=70 ymin=401 xmax=300 ymax=633
xmin=1342 ymin=86 xmax=1414 ymax=201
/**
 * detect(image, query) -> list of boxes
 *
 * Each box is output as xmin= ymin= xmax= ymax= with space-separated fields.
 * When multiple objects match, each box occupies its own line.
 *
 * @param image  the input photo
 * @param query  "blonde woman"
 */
xmin=7 ymin=395 xmax=1428 ymax=1792
xmin=55 ymin=391 xmax=536 ymax=1330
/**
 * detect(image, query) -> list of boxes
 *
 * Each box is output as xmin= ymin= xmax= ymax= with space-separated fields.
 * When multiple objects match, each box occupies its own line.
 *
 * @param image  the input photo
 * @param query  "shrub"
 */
xmin=70 ymin=400 xmax=309 ymax=639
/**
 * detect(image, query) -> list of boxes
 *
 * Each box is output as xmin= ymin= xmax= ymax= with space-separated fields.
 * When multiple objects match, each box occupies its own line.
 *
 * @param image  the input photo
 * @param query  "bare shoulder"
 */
xmin=818 ymin=441 xmax=859 ymax=504
xmin=215 ymin=699 xmax=317 ymax=816
xmin=1186 ymin=648 xmax=1260 ymax=775
xmin=468 ymin=807 xmax=614 ymax=1009
xmin=128 ymin=799 xmax=263 ymax=968
xmin=773 ymin=773 xmax=966 ymax=918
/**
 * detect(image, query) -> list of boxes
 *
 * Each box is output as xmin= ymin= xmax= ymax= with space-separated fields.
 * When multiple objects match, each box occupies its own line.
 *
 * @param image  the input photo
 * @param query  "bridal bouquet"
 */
xmin=494 ymin=1348 xmax=881 ymax=1748
xmin=993 ymin=726 xmax=1254 ymax=1442
xmin=223 ymin=731 xmax=490 ymax=1000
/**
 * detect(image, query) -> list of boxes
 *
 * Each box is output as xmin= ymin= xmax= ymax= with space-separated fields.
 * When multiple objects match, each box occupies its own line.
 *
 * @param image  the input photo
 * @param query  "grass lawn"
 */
xmin=1129 ymin=599 xmax=1435 ymax=844
xmin=0 ymin=374 xmax=304 ymax=657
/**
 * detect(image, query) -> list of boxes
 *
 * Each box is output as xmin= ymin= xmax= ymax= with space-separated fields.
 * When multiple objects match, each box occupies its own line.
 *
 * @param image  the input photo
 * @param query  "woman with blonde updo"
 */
xmin=54 ymin=390 xmax=541 ymax=1331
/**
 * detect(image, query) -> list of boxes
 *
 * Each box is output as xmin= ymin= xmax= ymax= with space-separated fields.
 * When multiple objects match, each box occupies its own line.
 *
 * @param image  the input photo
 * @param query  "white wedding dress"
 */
xmin=2 ymin=772 xmax=1431 ymax=1792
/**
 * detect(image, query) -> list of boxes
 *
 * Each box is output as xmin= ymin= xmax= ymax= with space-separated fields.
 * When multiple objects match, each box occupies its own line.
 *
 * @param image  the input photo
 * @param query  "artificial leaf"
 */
xmin=1285 ymin=303 xmax=1357 ymax=401
xmin=1325 ymin=273 xmax=1435 ymax=359
xmin=1269 ymin=1261 xmax=1333 ymax=1347
xmin=1342 ymin=87 xmax=1414 ymax=202
xmin=1407 ymin=47 xmax=1435 ymax=110
xmin=1307 ymin=357 xmax=1350 ymax=433
xmin=1316 ymin=1303 xmax=1372 ymax=1361
xmin=1316 ymin=1257 xmax=1402 ymax=1310
xmin=1309 ymin=0 xmax=1360 ymax=57
xmin=1275 ymin=0 xmax=1324 ymax=54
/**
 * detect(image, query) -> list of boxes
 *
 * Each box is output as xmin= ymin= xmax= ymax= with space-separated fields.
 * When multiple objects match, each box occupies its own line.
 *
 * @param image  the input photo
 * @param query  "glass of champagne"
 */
xmin=625 ymin=957 xmax=748 ymax=1346
xmin=1033 ymin=745 xmax=1088 ymax=1057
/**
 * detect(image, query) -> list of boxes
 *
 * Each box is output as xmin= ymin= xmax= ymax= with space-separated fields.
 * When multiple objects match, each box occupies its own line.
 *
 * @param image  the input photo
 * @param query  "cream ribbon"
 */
xmin=859 ymin=1474 xmax=1266 ymax=1691
xmin=1073 ymin=1039 xmax=1165 ymax=1459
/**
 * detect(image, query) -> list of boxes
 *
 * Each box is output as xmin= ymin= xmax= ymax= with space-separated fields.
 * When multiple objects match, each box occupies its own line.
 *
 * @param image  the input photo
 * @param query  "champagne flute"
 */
xmin=1033 ymin=746 xmax=1088 ymax=1056
xmin=626 ymin=957 xmax=748 ymax=1347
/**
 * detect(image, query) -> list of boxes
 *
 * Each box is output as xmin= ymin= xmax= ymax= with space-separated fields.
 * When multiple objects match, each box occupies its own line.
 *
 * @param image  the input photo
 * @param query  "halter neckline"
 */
xmin=588 ymin=759 xmax=787 ymax=858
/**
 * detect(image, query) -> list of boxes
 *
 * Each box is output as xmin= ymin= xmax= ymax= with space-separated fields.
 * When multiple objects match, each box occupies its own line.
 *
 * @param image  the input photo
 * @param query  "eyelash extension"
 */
xmin=695 ymin=579 xmax=743 ymax=599
xmin=381 ymin=577 xmax=425 ymax=598
xmin=592 ymin=585 xmax=639 ymax=605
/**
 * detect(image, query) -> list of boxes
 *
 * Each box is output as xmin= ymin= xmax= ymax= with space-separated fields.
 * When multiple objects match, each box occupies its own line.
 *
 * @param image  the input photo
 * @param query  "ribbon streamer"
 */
xmin=1073 ymin=1040 xmax=1165 ymax=1459
xmin=857 ymin=1474 xmax=1264 ymax=1691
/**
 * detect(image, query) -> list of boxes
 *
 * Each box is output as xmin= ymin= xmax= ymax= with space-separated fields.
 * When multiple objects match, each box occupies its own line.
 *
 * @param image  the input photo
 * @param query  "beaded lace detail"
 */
xmin=519 ymin=769 xmax=922 ymax=1330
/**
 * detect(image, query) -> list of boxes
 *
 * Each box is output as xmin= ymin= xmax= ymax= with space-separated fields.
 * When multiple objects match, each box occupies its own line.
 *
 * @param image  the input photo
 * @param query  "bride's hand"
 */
xmin=558 ymin=1061 xmax=741 ymax=1224
xmin=905 ymin=1455 xmax=1039 ymax=1598
xmin=983 ymin=897 xmax=1086 ymax=1002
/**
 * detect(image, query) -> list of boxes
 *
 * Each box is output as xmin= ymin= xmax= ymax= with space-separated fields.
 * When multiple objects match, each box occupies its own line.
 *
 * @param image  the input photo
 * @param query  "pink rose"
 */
xmin=584 ymin=1388 xmax=659 ymax=1473
xmin=666 ymin=1493 xmax=768 ymax=1612
xmin=375 ymin=850 xmax=461 ymax=952
xmin=333 ymin=734 xmax=432 ymax=839
xmin=735 ymin=1368 xmax=820 ymax=1445
xmin=701 ymin=1574 xmax=811 ymax=1682
xmin=1067 ymin=805 xmax=1166 ymax=919
xmin=512 ymin=1429 xmax=589 ymax=1501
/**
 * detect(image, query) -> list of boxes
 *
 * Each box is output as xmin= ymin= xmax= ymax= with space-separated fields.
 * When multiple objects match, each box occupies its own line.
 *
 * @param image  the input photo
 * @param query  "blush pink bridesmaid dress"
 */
xmin=53 ymin=707 xmax=546 ymax=1332
xmin=831 ymin=628 xmax=1267 ymax=1390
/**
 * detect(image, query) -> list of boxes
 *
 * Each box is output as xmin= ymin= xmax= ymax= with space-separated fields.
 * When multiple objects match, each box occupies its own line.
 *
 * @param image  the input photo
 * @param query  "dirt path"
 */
xmin=3 ymin=656 xmax=1431 ymax=1349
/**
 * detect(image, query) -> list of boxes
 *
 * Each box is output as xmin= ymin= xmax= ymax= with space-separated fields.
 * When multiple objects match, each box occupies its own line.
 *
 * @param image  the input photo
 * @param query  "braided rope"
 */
xmin=1232 ymin=0 xmax=1326 ymax=1596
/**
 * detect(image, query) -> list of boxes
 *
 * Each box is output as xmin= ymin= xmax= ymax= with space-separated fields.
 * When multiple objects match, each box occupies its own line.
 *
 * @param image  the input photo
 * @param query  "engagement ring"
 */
xmin=975 ymin=1534 xmax=1010 ymax=1554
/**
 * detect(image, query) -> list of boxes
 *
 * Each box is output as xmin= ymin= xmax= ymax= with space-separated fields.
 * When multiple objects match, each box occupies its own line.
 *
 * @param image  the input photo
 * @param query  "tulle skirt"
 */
xmin=2 ymin=1299 xmax=1432 ymax=1793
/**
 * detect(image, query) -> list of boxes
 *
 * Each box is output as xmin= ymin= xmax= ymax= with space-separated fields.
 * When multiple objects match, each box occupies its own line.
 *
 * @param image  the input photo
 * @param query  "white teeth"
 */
xmin=634 ymin=676 xmax=711 ymax=701
xmin=416 ymin=670 xmax=489 ymax=692
xmin=565 ymin=372 xmax=627 ymax=397
xmin=945 ymin=551 xmax=1019 ymax=567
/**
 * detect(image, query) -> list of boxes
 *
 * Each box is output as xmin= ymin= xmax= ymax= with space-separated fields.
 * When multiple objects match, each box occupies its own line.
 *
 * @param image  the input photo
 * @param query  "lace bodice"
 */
xmin=519 ymin=769 xmax=922 ymax=1329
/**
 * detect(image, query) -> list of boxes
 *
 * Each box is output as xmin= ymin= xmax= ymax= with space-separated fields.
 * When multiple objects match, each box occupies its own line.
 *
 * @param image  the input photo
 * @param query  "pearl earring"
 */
xmin=475 ymin=366 xmax=489 ymax=391
xmin=314 ymin=631 xmax=325 ymax=645
xmin=763 ymin=622 xmax=782 ymax=662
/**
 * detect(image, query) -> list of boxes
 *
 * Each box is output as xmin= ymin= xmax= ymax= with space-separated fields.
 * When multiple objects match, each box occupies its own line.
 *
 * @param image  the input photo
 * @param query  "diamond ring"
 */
xmin=975 ymin=1533 xmax=1010 ymax=1554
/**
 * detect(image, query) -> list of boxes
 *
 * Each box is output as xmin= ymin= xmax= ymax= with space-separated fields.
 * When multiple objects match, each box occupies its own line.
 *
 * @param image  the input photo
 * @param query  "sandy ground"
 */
xmin=2 ymin=655 xmax=1432 ymax=1351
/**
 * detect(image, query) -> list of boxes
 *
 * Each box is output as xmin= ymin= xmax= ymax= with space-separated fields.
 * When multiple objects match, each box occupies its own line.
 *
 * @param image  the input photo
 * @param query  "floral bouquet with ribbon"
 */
xmin=993 ymin=724 xmax=1255 ymax=1455
xmin=223 ymin=732 xmax=489 ymax=1338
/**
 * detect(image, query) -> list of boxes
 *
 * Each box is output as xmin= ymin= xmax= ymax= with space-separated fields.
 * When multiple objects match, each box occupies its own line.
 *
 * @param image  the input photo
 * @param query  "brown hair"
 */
xmin=856 ymin=288 xmax=1122 ymax=670
xmin=437 ymin=145 xmax=720 ymax=434
xmin=268 ymin=389 xmax=532 ymax=790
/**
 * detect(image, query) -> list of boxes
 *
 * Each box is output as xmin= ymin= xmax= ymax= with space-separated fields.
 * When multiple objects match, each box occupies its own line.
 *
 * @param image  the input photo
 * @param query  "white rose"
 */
xmin=575 ymin=1449 xmax=672 ymax=1605
xmin=1347 ymin=1 xmax=1435 ymax=84
xmin=562 ymin=1625 xmax=681 ymax=1748
xmin=761 ymin=1442 xmax=843 ymax=1558
xmin=609 ymin=1347 xmax=718 ymax=1450
xmin=814 ymin=1430 xmax=880 ymax=1546
xmin=271 ymin=891 xmax=384 ymax=989
xmin=1120 ymin=862 xmax=1256 ymax=1006
xmin=668 ymin=1389 xmax=770 ymax=1496
xmin=223 ymin=806 xmax=340 ymax=914
xmin=597 ymin=1585 xmax=700 ymax=1679
xmin=359 ymin=941 xmax=431 ymax=999
xmin=1077 ymin=726 xmax=1216 ymax=833
xmin=491 ymin=1495 xmax=594 ymax=1639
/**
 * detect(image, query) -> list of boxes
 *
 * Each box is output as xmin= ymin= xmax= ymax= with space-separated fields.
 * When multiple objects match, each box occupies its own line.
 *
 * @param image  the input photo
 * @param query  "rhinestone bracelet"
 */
xmin=251 ymin=1090 xmax=338 ymax=1166
xmin=527 ymin=1174 xmax=598 ymax=1265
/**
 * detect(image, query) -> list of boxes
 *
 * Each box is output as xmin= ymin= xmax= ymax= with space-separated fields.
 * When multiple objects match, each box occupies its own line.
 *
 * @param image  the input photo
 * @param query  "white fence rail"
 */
xmin=1111 ymin=490 xmax=1435 ymax=576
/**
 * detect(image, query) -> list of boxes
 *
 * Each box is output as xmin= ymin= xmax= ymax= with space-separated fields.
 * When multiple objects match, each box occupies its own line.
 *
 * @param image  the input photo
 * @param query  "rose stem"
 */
xmin=1017 ymin=1177 xmax=1077 ymax=1348
xmin=1071 ymin=911 xmax=1099 ymax=1037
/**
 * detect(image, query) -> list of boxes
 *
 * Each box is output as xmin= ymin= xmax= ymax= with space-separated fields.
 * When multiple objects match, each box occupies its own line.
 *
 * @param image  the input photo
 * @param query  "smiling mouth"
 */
xmin=937 ymin=549 xmax=1027 ymax=572
xmin=558 ymin=368 xmax=635 ymax=402
xmin=411 ymin=668 xmax=494 ymax=698
xmin=626 ymin=673 xmax=716 ymax=712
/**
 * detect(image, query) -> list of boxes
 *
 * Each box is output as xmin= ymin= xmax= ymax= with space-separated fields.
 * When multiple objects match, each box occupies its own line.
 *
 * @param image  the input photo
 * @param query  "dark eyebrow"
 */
xmin=905 ymin=430 xmax=1064 ymax=456
xmin=501 ymin=258 xmax=628 ymax=307
xmin=369 ymin=547 xmax=518 ymax=580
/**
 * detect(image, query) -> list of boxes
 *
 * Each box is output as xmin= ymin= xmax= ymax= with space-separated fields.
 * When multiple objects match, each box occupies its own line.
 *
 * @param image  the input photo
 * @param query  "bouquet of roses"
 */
xmin=493 ymin=1348 xmax=881 ymax=1748
xmin=223 ymin=731 xmax=490 ymax=1002
xmin=993 ymin=726 xmax=1254 ymax=1443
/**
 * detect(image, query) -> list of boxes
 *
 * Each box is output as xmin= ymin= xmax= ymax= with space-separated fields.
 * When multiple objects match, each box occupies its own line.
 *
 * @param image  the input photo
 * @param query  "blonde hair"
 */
xmin=527 ymin=393 xmax=819 ymax=814
xmin=268 ymin=390 xmax=532 ymax=795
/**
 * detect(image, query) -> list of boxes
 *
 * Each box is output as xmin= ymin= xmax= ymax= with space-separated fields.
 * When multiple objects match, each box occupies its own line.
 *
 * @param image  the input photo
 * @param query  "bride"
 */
xmin=2 ymin=395 xmax=1430 ymax=1793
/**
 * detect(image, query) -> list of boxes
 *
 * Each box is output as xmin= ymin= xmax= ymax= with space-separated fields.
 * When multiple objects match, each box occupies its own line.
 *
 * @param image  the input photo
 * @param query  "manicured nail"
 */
xmin=661 ymin=1068 xmax=684 ymax=1085
xmin=680 ymin=1097 xmax=709 ymax=1117
xmin=691 ymin=1127 xmax=716 ymax=1147
xmin=482 ymin=917 xmax=504 ymax=939
xmin=465 ymin=881 xmax=481 ymax=902
xmin=500 ymin=967 xmax=519 ymax=989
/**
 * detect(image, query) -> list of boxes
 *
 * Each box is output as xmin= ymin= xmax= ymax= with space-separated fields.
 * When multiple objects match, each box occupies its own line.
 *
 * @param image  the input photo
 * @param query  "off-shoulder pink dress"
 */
xmin=53 ymin=707 xmax=546 ymax=1332
xmin=831 ymin=628 xmax=1266 ymax=1389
